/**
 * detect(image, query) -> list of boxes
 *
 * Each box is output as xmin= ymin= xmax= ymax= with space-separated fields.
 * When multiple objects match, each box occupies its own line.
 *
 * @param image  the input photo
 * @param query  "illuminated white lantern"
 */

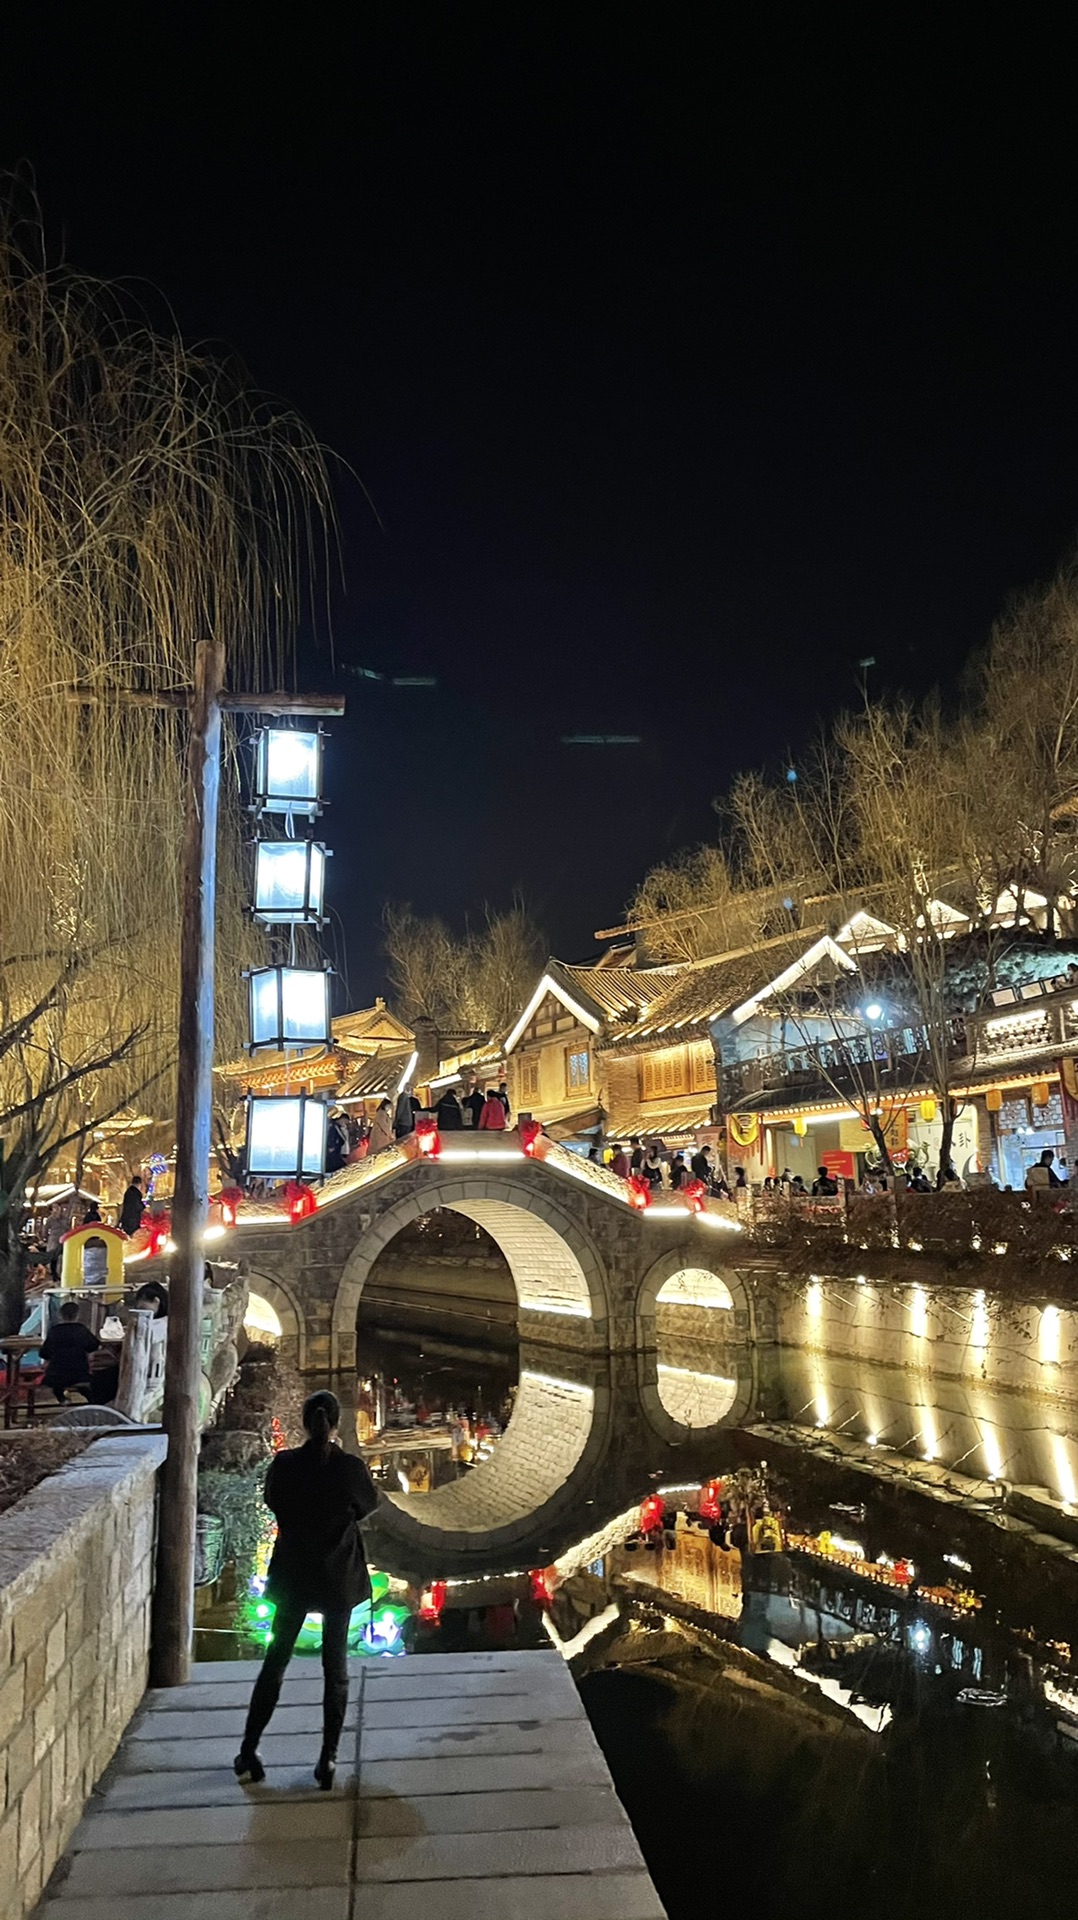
xmin=253 ymin=841 xmax=327 ymax=924
xmin=245 ymin=1093 xmax=328 ymax=1179
xmin=247 ymin=966 xmax=332 ymax=1052
xmin=254 ymin=728 xmax=324 ymax=818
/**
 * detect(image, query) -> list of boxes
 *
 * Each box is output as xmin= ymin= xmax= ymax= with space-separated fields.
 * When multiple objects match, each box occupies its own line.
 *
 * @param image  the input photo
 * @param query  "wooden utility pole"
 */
xmin=143 ymin=653 xmax=344 ymax=1688
xmin=151 ymin=638 xmax=224 ymax=1686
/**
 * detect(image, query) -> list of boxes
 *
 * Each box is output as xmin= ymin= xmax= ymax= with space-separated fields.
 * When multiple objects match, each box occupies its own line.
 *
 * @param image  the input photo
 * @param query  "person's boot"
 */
xmin=314 ymin=1744 xmax=337 ymax=1790
xmin=233 ymin=1745 xmax=266 ymax=1784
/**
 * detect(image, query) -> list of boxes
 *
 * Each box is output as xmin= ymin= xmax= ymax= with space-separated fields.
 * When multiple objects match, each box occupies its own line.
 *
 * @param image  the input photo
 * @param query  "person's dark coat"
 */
xmin=263 ymin=1441 xmax=378 ymax=1613
xmin=435 ymin=1091 xmax=464 ymax=1130
xmin=119 ymin=1183 xmax=145 ymax=1235
xmin=41 ymin=1320 xmax=100 ymax=1393
xmin=464 ymin=1089 xmax=485 ymax=1128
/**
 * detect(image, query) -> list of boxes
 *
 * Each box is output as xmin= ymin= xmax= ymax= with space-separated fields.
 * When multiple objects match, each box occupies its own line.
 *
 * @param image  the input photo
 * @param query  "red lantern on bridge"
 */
xmin=414 ymin=1115 xmax=441 ymax=1158
xmin=627 ymin=1175 xmax=651 ymax=1210
xmin=284 ymin=1180 xmax=317 ymax=1223
xmin=218 ymin=1186 xmax=243 ymax=1229
xmin=519 ymin=1118 xmax=542 ymax=1156
xmin=683 ymin=1178 xmax=707 ymax=1214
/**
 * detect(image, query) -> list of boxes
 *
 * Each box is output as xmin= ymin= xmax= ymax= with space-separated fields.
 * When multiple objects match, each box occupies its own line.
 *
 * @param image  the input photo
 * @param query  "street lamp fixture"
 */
xmin=244 ymin=1092 xmax=328 ymax=1179
xmin=253 ymin=840 xmax=327 ymax=923
xmin=253 ymin=727 xmax=324 ymax=819
xmin=246 ymin=965 xmax=332 ymax=1052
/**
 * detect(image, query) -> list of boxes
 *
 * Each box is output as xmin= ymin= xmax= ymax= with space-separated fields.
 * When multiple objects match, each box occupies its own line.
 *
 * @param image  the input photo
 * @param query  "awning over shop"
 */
xmin=544 ymin=1106 xmax=604 ymax=1142
xmin=607 ymin=1103 xmax=714 ymax=1143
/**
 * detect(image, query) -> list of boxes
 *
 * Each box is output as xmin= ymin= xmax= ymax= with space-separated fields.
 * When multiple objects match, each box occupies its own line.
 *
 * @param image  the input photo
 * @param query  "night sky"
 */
xmin=7 ymin=16 xmax=1078 ymax=1002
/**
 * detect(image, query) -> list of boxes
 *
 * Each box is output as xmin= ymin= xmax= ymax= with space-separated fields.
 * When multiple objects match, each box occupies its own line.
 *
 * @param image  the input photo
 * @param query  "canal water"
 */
xmin=196 ymin=1316 xmax=1078 ymax=1919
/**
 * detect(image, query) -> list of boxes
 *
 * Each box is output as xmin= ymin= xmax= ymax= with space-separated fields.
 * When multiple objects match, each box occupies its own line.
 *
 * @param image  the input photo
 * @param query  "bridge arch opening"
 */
xmin=334 ymin=1176 xmax=610 ymax=1549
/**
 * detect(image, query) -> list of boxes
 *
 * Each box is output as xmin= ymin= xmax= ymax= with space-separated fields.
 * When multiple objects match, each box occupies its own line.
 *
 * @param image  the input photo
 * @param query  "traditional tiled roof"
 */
xmin=215 ymin=1001 xmax=414 ymax=1082
xmin=554 ymin=960 xmax=678 ymax=1022
xmin=337 ymin=1050 xmax=417 ymax=1100
xmin=599 ymin=935 xmax=812 ymax=1050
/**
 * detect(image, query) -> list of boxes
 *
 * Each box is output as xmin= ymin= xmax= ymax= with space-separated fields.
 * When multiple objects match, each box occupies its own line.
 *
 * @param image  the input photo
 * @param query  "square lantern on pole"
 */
xmin=253 ymin=840 xmax=327 ymax=924
xmin=245 ymin=1093 xmax=328 ymax=1179
xmin=247 ymin=965 xmax=332 ymax=1052
xmin=253 ymin=728 xmax=324 ymax=819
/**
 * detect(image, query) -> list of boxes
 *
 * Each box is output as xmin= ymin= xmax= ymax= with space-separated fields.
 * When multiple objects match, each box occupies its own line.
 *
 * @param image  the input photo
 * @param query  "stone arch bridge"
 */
xmin=226 ymin=1133 xmax=765 ymax=1564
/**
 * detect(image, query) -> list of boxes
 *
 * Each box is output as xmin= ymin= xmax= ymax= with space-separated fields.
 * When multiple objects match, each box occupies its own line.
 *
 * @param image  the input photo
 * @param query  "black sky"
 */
xmin=7 ymin=13 xmax=1078 ymax=1001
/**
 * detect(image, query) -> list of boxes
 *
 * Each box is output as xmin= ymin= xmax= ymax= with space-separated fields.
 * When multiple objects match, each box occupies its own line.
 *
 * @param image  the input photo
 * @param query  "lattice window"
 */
xmin=517 ymin=1054 xmax=540 ymax=1104
xmin=566 ymin=1047 xmax=591 ymax=1093
xmin=690 ymin=1040 xmax=715 ymax=1092
xmin=640 ymin=1047 xmax=689 ymax=1100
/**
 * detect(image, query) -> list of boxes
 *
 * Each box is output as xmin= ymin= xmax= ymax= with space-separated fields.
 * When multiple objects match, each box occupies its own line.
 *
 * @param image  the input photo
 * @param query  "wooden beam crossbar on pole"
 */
xmin=64 ymin=687 xmax=345 ymax=717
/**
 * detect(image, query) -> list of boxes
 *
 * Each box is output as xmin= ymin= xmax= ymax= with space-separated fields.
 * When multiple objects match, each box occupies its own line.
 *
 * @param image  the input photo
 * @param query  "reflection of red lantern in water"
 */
xmin=529 ymin=1567 xmax=555 ymax=1606
xmin=284 ymin=1180 xmax=317 ymax=1222
xmin=519 ymin=1118 xmax=542 ymax=1156
xmin=627 ymin=1175 xmax=651 ymax=1210
xmin=419 ymin=1579 xmax=447 ymax=1623
xmin=699 ymin=1477 xmax=724 ymax=1522
xmin=415 ymin=1115 xmax=441 ymax=1157
xmin=639 ymin=1493 xmax=665 ymax=1534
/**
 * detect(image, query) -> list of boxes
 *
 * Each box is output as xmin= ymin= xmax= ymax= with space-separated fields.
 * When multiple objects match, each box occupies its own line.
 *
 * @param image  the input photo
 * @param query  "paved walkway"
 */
xmin=38 ymin=1649 xmax=665 ymax=1919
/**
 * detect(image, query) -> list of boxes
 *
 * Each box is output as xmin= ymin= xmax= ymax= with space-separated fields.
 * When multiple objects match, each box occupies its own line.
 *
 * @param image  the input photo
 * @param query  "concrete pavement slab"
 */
xmin=358 ymin=1785 xmax=624 ymax=1835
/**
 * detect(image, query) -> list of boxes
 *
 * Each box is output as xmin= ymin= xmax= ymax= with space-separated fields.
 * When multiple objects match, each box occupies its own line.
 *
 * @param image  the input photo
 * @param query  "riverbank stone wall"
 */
xmin=0 ymin=1432 xmax=166 ymax=1917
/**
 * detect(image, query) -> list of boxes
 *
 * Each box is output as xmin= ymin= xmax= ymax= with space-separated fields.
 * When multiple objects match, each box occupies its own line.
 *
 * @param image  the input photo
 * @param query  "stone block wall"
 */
xmin=0 ymin=1432 xmax=166 ymax=1917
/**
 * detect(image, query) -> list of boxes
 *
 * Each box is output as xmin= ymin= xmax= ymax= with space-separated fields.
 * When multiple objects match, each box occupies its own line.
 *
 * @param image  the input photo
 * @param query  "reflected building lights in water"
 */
xmin=1040 ymin=1304 xmax=1062 ymax=1366
xmin=970 ymin=1290 xmax=990 ymax=1352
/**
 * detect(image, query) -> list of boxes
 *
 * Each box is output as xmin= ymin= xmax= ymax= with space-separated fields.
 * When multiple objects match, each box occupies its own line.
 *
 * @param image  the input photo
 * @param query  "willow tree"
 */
xmin=0 ymin=212 xmax=331 ymax=1324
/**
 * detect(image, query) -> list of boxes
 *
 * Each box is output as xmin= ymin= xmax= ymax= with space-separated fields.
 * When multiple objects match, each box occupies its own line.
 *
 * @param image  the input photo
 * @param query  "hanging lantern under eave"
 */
xmin=985 ymin=1087 xmax=1003 ymax=1114
xmin=1032 ymin=1079 xmax=1051 ymax=1109
xmin=245 ymin=1093 xmax=328 ymax=1180
xmin=247 ymin=965 xmax=332 ymax=1052
xmin=792 ymin=1116 xmax=808 ymax=1137
xmin=253 ymin=727 xmax=324 ymax=819
xmin=253 ymin=840 xmax=327 ymax=924
xmin=919 ymin=1097 xmax=937 ymax=1124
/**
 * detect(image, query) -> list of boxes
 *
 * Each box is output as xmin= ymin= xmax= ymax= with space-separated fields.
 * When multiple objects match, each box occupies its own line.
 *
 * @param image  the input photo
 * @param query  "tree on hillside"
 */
xmin=0 ymin=209 xmax=330 ymax=1324
xmin=382 ymin=901 xmax=545 ymax=1035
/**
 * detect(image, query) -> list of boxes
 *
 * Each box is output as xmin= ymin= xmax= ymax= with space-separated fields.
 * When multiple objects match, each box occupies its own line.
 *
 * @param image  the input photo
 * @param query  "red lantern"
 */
xmin=419 ymin=1579 xmax=447 ymax=1624
xmin=699 ymin=1477 xmax=724 ymax=1523
xmin=893 ymin=1558 xmax=913 ymax=1588
xmin=528 ymin=1567 xmax=555 ymax=1606
xmin=218 ymin=1186 xmax=243 ymax=1228
xmin=519 ymin=1118 xmax=542 ymax=1156
xmin=639 ymin=1492 xmax=665 ymax=1534
xmin=627 ymin=1175 xmax=651 ymax=1210
xmin=284 ymin=1180 xmax=317 ymax=1222
xmin=147 ymin=1211 xmax=171 ymax=1257
xmin=414 ymin=1115 xmax=441 ymax=1158
xmin=683 ymin=1177 xmax=707 ymax=1214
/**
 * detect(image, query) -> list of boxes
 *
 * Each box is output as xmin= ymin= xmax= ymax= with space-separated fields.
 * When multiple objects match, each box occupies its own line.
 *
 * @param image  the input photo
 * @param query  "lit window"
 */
xmin=567 ymin=1047 xmax=590 ymax=1092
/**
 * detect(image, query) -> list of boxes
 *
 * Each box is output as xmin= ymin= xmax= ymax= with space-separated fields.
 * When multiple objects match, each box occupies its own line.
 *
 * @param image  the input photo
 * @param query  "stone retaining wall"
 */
xmin=0 ymin=1432 xmax=166 ymax=1917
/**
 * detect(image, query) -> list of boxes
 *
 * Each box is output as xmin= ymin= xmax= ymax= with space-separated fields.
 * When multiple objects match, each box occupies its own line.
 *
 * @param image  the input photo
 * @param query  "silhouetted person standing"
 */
xmin=235 ymin=1391 xmax=378 ymax=1789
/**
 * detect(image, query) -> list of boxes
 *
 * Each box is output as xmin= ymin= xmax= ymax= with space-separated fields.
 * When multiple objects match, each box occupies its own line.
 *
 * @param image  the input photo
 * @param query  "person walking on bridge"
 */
xmin=235 ymin=1391 xmax=378 ymax=1790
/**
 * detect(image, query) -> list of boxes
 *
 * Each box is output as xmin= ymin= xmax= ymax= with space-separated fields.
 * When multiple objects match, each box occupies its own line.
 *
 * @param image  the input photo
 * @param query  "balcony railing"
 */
xmin=721 ymin=1016 xmax=968 ymax=1108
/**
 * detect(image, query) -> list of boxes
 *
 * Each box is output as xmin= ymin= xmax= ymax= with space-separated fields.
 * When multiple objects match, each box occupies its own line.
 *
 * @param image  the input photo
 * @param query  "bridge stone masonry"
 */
xmin=228 ymin=1133 xmax=766 ymax=1562
xmin=233 ymin=1132 xmax=758 ymax=1373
